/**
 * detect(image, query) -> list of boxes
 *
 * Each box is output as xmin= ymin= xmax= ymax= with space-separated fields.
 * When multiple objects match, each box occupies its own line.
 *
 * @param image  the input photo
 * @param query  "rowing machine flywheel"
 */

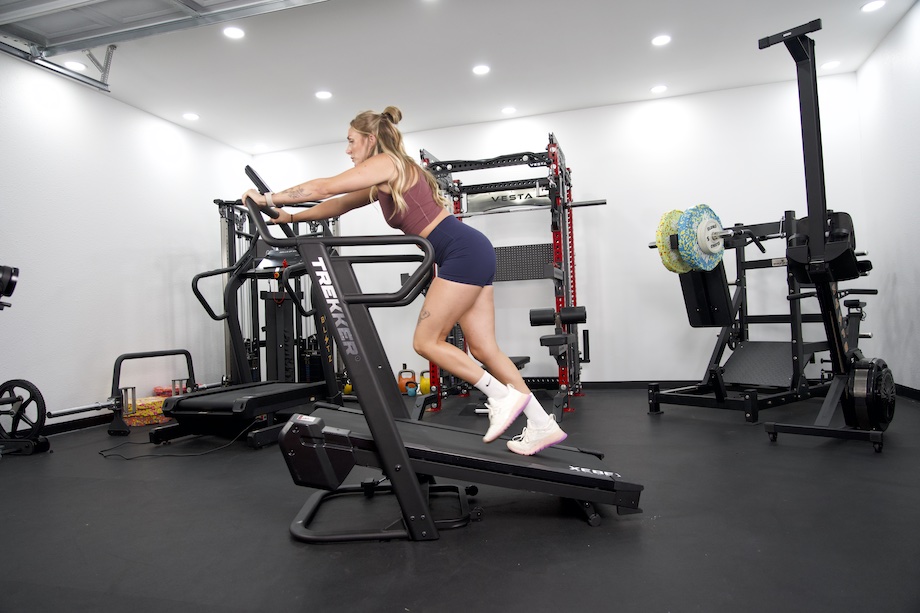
xmin=843 ymin=358 xmax=896 ymax=432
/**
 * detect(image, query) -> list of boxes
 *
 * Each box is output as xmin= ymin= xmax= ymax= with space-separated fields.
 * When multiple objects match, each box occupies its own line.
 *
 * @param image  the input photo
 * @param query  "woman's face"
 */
xmin=346 ymin=128 xmax=375 ymax=165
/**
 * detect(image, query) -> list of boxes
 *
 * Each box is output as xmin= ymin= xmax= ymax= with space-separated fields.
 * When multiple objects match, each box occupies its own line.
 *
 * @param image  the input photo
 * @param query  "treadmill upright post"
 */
xmin=297 ymin=240 xmax=439 ymax=541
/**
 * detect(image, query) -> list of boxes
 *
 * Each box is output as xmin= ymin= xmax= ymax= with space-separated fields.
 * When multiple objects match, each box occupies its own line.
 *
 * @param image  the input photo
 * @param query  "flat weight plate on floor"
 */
xmin=677 ymin=204 xmax=724 ymax=271
xmin=0 ymin=379 xmax=46 ymax=440
xmin=655 ymin=210 xmax=692 ymax=273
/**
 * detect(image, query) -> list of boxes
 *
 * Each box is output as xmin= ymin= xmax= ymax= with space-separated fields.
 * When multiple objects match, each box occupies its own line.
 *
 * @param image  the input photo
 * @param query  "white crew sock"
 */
xmin=473 ymin=372 xmax=509 ymax=399
xmin=522 ymin=395 xmax=553 ymax=427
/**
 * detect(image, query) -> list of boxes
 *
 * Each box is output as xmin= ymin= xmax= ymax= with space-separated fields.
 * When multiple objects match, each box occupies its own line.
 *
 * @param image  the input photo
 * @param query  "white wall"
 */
xmin=0 ymin=53 xmax=249 ymax=422
xmin=253 ymin=72 xmax=872 ymax=386
xmin=857 ymin=1 xmax=920 ymax=389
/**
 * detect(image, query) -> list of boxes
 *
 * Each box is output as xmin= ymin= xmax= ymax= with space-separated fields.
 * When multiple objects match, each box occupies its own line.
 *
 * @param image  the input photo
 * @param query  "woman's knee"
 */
xmin=467 ymin=342 xmax=499 ymax=367
xmin=412 ymin=332 xmax=435 ymax=360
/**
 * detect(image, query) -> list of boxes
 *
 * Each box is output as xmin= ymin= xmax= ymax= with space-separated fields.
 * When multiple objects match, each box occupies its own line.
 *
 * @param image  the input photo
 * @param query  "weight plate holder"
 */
xmin=655 ymin=210 xmax=692 ymax=273
xmin=677 ymin=204 xmax=725 ymax=271
xmin=844 ymin=357 xmax=896 ymax=432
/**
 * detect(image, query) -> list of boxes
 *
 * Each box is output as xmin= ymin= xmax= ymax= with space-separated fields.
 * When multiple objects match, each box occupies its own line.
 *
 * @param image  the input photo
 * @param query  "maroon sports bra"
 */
xmin=377 ymin=174 xmax=445 ymax=236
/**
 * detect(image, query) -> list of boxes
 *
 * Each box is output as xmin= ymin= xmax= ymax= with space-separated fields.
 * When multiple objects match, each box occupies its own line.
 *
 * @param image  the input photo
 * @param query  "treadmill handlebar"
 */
xmin=244 ymin=195 xmax=434 ymax=307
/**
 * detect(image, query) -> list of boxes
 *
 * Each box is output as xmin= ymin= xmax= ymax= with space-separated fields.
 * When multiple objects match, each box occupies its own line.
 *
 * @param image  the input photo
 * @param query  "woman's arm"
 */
xmin=285 ymin=188 xmax=375 ymax=224
xmin=242 ymin=153 xmax=394 ymax=223
xmin=249 ymin=154 xmax=394 ymax=205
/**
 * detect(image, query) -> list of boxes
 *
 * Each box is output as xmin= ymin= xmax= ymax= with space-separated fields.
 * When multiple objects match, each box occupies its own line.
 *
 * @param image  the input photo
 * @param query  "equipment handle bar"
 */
xmin=244 ymin=197 xmax=434 ymax=307
xmin=111 ymin=350 xmax=197 ymax=400
xmin=191 ymin=265 xmax=236 ymax=321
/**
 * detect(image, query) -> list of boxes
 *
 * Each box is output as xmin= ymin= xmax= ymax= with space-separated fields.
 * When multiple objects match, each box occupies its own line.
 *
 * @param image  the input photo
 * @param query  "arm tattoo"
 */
xmin=418 ymin=309 xmax=430 ymax=324
xmin=283 ymin=186 xmax=312 ymax=201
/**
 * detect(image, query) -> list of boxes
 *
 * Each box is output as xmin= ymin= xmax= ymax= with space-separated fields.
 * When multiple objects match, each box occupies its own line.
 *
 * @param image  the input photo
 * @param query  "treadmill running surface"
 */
xmin=309 ymin=406 xmax=643 ymax=512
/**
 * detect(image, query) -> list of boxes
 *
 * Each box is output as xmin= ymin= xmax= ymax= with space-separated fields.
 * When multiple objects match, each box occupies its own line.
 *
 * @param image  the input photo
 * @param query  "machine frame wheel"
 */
xmin=0 ymin=379 xmax=46 ymax=440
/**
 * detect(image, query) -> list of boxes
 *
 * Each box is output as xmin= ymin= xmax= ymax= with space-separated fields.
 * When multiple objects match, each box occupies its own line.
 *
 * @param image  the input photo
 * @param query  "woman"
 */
xmin=241 ymin=106 xmax=567 ymax=456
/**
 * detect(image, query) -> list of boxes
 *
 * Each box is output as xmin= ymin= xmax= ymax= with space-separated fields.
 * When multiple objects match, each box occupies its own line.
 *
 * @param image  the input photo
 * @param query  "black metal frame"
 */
xmin=651 ymin=21 xmax=892 ymax=451
xmin=648 ymin=219 xmax=833 ymax=423
xmin=757 ymin=20 xmax=893 ymax=450
xmin=203 ymin=199 xmax=334 ymax=386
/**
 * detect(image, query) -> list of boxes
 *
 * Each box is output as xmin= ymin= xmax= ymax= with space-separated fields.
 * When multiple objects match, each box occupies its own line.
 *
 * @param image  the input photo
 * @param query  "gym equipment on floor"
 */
xmin=46 ymin=349 xmax=199 ymax=436
xmin=199 ymin=196 xmax=336 ymax=387
xmin=1 ymin=379 xmax=50 ymax=456
xmin=419 ymin=135 xmax=596 ymax=413
xmin=758 ymin=20 xmax=894 ymax=451
xmin=1 ymin=265 xmax=50 ymax=455
xmin=529 ymin=306 xmax=590 ymax=420
xmin=150 ymin=380 xmax=326 ymax=448
xmin=151 ymin=177 xmax=340 ymax=448
xmin=242 ymin=175 xmax=643 ymax=543
xmin=647 ymin=20 xmax=895 ymax=451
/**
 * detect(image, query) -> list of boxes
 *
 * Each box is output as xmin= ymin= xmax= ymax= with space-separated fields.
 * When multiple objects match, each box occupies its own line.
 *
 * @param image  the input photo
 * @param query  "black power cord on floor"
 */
xmin=98 ymin=418 xmax=260 ymax=460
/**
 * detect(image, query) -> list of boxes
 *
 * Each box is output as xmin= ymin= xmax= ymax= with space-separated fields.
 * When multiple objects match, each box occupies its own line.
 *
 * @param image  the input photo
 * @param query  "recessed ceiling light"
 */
xmin=650 ymin=85 xmax=668 ymax=94
xmin=223 ymin=27 xmax=245 ymax=39
xmin=64 ymin=61 xmax=86 ymax=72
xmin=861 ymin=1 xmax=885 ymax=12
xmin=472 ymin=64 xmax=490 ymax=75
xmin=501 ymin=107 xmax=516 ymax=115
xmin=315 ymin=91 xmax=332 ymax=100
xmin=821 ymin=60 xmax=841 ymax=71
xmin=183 ymin=112 xmax=200 ymax=121
xmin=652 ymin=35 xmax=672 ymax=46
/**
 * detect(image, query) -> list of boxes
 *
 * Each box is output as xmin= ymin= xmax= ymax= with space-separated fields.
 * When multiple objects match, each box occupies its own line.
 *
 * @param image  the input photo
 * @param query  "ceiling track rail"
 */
xmin=0 ymin=39 xmax=112 ymax=91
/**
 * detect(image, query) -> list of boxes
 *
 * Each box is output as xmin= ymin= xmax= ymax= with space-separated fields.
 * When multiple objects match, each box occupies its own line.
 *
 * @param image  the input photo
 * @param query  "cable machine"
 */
xmin=148 ymin=194 xmax=340 ymax=448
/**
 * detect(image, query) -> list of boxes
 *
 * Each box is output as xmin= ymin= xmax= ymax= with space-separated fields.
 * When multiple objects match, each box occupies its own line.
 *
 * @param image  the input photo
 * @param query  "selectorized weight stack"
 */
xmin=646 ymin=20 xmax=895 ymax=451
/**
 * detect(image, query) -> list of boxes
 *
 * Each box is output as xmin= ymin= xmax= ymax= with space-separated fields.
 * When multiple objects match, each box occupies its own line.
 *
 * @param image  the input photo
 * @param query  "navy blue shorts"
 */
xmin=426 ymin=215 xmax=496 ymax=286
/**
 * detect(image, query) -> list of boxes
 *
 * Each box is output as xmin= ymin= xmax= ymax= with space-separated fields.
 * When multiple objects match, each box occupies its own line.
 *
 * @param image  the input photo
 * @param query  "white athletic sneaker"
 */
xmin=506 ymin=416 xmax=568 ymax=456
xmin=483 ymin=385 xmax=529 ymax=443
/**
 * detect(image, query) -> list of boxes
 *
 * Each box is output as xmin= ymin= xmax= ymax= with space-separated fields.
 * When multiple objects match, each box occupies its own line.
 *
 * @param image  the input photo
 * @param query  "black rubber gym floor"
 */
xmin=2 ymin=388 xmax=918 ymax=613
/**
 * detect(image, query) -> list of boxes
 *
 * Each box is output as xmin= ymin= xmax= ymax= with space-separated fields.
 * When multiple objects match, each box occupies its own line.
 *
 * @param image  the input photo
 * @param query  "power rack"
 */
xmin=419 ymin=134 xmax=595 ymax=415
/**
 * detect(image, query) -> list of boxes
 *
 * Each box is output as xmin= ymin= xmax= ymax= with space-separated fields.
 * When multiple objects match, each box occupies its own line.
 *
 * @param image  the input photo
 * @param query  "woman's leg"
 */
xmin=413 ymin=277 xmax=529 ymax=442
xmin=457 ymin=285 xmax=532 ymax=395
xmin=459 ymin=285 xmax=567 ymax=455
xmin=412 ymin=276 xmax=487 ymax=384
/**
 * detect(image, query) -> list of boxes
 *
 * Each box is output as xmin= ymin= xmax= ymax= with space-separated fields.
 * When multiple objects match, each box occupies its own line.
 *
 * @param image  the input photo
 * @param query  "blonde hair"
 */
xmin=350 ymin=106 xmax=447 ymax=217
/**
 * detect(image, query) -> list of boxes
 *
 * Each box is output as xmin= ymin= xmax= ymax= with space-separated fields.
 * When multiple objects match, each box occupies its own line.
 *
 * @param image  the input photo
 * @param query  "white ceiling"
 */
xmin=13 ymin=0 xmax=918 ymax=154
